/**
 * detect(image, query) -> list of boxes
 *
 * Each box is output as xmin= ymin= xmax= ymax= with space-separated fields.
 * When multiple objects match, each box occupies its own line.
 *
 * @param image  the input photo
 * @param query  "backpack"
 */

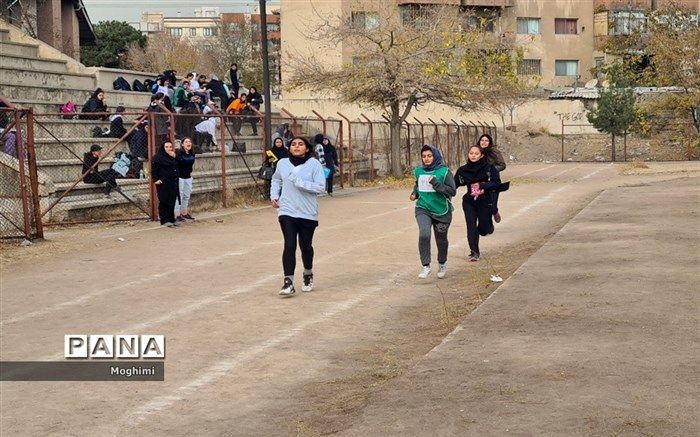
xmin=111 ymin=152 xmax=131 ymax=177
xmin=113 ymin=76 xmax=131 ymax=91
xmin=127 ymin=154 xmax=143 ymax=178
xmin=143 ymin=78 xmax=155 ymax=91
xmin=132 ymin=79 xmax=147 ymax=92
xmin=60 ymin=101 xmax=77 ymax=119
xmin=92 ymin=126 xmax=107 ymax=138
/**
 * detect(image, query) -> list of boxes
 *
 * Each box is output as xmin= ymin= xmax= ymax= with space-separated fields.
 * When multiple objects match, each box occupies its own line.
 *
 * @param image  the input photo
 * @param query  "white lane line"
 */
xmin=125 ymin=182 xmax=581 ymax=422
xmin=126 ymin=289 xmax=375 ymax=424
xmin=506 ymin=186 xmax=569 ymax=221
xmin=513 ymin=164 xmax=557 ymax=178
xmin=545 ymin=165 xmax=581 ymax=180
xmin=579 ymin=163 xmax=613 ymax=180
xmin=39 ymin=226 xmax=415 ymax=361
xmin=2 ymin=205 xmax=410 ymax=326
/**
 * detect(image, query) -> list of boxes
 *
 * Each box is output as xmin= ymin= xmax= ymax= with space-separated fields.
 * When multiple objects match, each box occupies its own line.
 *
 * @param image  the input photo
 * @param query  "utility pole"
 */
xmin=259 ymin=0 xmax=272 ymax=146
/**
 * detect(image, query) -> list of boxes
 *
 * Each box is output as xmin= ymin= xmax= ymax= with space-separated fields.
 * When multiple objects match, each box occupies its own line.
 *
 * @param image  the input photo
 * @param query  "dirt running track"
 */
xmin=1 ymin=162 xmax=698 ymax=436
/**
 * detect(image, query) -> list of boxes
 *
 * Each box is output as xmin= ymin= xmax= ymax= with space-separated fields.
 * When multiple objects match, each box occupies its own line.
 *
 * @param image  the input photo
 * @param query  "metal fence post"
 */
xmin=337 ymin=112 xmax=354 ymax=186
xmin=220 ymin=114 xmax=228 ymax=208
xmin=13 ymin=109 xmax=32 ymax=237
xmin=25 ymin=108 xmax=43 ymax=238
xmin=561 ymin=118 xmax=565 ymax=163
xmin=360 ymin=114 xmax=375 ymax=181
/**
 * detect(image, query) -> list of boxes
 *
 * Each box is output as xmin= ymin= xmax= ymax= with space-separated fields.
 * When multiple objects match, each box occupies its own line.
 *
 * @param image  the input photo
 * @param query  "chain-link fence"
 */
xmin=0 ymin=106 xmax=42 ymax=239
xmin=33 ymin=111 xmax=153 ymax=225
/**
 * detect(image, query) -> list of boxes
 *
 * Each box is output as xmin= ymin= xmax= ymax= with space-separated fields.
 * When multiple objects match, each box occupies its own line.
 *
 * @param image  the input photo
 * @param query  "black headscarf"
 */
xmin=288 ymin=137 xmax=313 ymax=166
xmin=456 ymin=154 xmax=490 ymax=185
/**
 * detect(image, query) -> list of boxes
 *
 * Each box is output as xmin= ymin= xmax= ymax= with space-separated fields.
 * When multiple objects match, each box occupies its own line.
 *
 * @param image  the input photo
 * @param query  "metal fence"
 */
xmin=0 ymin=106 xmax=42 ymax=239
xmin=1 ymin=100 xmax=498 ymax=237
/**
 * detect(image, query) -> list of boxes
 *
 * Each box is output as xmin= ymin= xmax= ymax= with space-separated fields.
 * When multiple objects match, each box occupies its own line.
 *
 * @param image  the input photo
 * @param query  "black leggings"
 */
xmin=279 ymin=215 xmax=318 ymax=277
xmin=84 ymin=169 xmax=120 ymax=193
xmin=462 ymin=195 xmax=494 ymax=255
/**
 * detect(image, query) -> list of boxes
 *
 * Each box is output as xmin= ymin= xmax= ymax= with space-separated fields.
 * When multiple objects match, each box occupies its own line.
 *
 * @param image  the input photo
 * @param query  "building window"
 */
xmin=555 ymin=18 xmax=578 ymax=34
xmin=516 ymin=18 xmax=540 ymax=35
xmin=203 ymin=27 xmax=217 ymax=37
xmin=518 ymin=59 xmax=541 ymax=75
xmin=189 ymin=28 xmax=196 ymax=37
xmin=555 ymin=60 xmax=579 ymax=76
xmin=351 ymin=11 xmax=379 ymax=30
xmin=611 ymin=11 xmax=646 ymax=35
xmin=169 ymin=27 xmax=182 ymax=37
xmin=267 ymin=23 xmax=280 ymax=32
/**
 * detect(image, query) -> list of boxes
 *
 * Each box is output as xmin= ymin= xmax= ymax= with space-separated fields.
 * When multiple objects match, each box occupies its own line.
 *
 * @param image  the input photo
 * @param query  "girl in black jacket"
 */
xmin=152 ymin=142 xmax=180 ymax=227
xmin=455 ymin=145 xmax=506 ymax=261
xmin=80 ymin=88 xmax=108 ymax=120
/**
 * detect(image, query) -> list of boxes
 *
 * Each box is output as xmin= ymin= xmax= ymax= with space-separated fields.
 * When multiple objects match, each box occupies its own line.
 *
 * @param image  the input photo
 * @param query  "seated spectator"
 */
xmin=247 ymin=87 xmax=263 ymax=111
xmin=82 ymin=144 xmax=121 ymax=196
xmin=172 ymin=81 xmax=191 ymax=112
xmin=80 ymin=88 xmax=108 ymax=120
xmin=207 ymin=73 xmax=230 ymax=110
xmin=226 ymin=93 xmax=257 ymax=135
xmin=107 ymin=106 xmax=127 ymax=138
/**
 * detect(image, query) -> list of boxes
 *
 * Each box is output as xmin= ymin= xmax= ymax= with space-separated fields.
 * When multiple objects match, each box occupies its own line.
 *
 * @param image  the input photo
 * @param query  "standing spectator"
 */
xmin=128 ymin=121 xmax=148 ymax=159
xmin=80 ymin=88 xmax=108 ymax=120
xmin=3 ymin=128 xmax=17 ymax=157
xmin=271 ymin=123 xmax=293 ymax=148
xmin=321 ymin=136 xmax=339 ymax=196
xmin=312 ymin=133 xmax=326 ymax=168
xmin=478 ymin=133 xmax=506 ymax=223
xmin=410 ymin=145 xmax=456 ymax=279
xmin=229 ymin=63 xmax=240 ymax=98
xmin=82 ymin=144 xmax=120 ymax=196
xmin=455 ymin=145 xmax=507 ymax=261
xmin=147 ymin=93 xmax=169 ymax=148
xmin=152 ymin=141 xmax=180 ymax=227
xmin=175 ymin=137 xmax=196 ymax=222
xmin=263 ymin=137 xmax=289 ymax=198
xmin=207 ymin=74 xmax=230 ymax=111
xmin=194 ymin=116 xmax=220 ymax=152
xmin=270 ymin=136 xmax=327 ymax=297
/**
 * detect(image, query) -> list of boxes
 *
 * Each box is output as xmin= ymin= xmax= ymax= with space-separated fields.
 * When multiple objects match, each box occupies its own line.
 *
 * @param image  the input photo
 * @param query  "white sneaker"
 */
xmin=279 ymin=278 xmax=295 ymax=297
xmin=418 ymin=266 xmax=431 ymax=279
xmin=437 ymin=264 xmax=447 ymax=279
xmin=301 ymin=274 xmax=314 ymax=292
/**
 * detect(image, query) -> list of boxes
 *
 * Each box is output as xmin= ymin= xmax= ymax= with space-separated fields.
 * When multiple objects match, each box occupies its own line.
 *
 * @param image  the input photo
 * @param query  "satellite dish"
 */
xmin=584 ymin=79 xmax=598 ymax=88
xmin=601 ymin=79 xmax=611 ymax=88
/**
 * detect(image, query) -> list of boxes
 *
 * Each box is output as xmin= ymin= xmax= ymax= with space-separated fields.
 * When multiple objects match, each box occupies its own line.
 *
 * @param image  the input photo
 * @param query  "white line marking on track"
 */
xmin=545 ymin=165 xmax=581 ymax=180
xmin=3 ymin=206 xmax=410 ymax=326
xmin=513 ymin=165 xmax=557 ymax=178
xmin=126 ymin=289 xmax=375 ymax=423
xmin=579 ymin=163 xmax=613 ymax=180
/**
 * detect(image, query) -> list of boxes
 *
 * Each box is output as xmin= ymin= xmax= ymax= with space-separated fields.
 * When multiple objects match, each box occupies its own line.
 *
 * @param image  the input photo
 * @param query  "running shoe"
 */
xmin=493 ymin=211 xmax=501 ymax=223
xmin=418 ymin=265 xmax=431 ymax=279
xmin=279 ymin=278 xmax=295 ymax=297
xmin=302 ymin=274 xmax=314 ymax=292
xmin=437 ymin=263 xmax=447 ymax=279
xmin=468 ymin=252 xmax=480 ymax=262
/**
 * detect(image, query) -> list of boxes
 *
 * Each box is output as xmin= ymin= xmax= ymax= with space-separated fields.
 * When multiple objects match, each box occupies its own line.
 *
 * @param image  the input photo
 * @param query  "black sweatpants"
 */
xmin=326 ymin=171 xmax=334 ymax=194
xmin=462 ymin=195 xmax=494 ymax=255
xmin=84 ymin=169 xmax=120 ymax=193
xmin=279 ymin=215 xmax=318 ymax=277
xmin=156 ymin=185 xmax=177 ymax=225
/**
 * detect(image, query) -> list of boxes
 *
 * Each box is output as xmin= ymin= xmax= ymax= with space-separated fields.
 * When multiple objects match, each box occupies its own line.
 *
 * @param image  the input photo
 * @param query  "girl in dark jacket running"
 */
xmin=152 ymin=142 xmax=180 ymax=227
xmin=455 ymin=145 xmax=506 ymax=261
xmin=478 ymin=134 xmax=506 ymax=223
xmin=410 ymin=145 xmax=456 ymax=279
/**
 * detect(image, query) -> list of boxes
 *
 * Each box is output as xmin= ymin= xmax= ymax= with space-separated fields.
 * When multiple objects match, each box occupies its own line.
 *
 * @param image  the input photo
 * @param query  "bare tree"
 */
xmin=286 ymin=2 xmax=520 ymax=178
xmin=479 ymin=74 xmax=541 ymax=130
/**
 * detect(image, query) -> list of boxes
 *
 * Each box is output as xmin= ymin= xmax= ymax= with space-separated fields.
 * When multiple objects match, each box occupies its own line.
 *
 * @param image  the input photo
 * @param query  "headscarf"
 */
xmin=456 ymin=151 xmax=489 ymax=185
xmin=420 ymin=144 xmax=443 ymax=171
xmin=288 ymin=137 xmax=313 ymax=166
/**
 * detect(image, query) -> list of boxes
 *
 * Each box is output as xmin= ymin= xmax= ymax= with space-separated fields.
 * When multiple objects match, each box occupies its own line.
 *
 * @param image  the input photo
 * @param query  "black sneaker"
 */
xmin=279 ymin=278 xmax=295 ymax=297
xmin=302 ymin=273 xmax=314 ymax=292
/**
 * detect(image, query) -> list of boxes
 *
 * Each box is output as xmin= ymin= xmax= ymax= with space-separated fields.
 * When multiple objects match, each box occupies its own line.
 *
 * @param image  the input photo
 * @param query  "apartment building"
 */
xmin=140 ymin=7 xmax=221 ymax=40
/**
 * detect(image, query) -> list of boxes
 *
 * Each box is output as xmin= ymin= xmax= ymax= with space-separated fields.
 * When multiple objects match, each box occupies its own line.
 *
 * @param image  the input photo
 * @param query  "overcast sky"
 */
xmin=83 ymin=0 xmax=280 ymax=25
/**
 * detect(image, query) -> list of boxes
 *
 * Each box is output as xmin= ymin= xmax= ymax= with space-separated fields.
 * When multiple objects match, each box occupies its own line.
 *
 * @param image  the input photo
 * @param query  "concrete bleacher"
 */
xmin=0 ymin=22 xmax=276 ymax=221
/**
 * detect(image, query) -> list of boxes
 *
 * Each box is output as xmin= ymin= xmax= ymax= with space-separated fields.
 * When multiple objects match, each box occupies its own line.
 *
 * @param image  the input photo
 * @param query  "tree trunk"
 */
xmin=611 ymin=134 xmax=616 ymax=162
xmin=390 ymin=102 xmax=403 ymax=178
